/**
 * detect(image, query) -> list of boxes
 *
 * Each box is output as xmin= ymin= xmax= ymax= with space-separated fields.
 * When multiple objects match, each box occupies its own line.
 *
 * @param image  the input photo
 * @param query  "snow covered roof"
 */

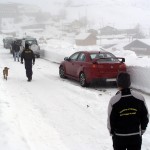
xmin=97 ymin=39 xmax=120 ymax=45
xmin=137 ymin=39 xmax=150 ymax=46
xmin=98 ymin=34 xmax=126 ymax=39
xmin=75 ymin=33 xmax=91 ymax=40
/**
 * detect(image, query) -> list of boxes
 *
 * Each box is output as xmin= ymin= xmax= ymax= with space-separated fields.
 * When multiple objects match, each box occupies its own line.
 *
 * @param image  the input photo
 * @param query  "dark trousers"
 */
xmin=25 ymin=60 xmax=33 ymax=78
xmin=112 ymin=135 xmax=142 ymax=150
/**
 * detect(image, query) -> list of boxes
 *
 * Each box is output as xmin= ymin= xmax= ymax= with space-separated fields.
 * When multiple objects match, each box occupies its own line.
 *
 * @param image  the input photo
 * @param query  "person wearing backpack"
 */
xmin=21 ymin=43 xmax=35 ymax=82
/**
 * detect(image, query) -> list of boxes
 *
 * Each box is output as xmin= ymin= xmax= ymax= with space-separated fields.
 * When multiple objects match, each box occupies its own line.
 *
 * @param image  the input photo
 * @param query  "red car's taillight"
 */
xmin=92 ymin=61 xmax=98 ymax=68
xmin=92 ymin=64 xmax=97 ymax=68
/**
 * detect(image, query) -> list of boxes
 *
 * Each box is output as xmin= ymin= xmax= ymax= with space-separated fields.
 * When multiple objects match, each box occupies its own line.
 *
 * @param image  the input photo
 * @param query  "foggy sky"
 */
xmin=1 ymin=0 xmax=150 ymax=30
xmin=1 ymin=0 xmax=150 ymax=12
xmin=0 ymin=0 xmax=59 ymax=12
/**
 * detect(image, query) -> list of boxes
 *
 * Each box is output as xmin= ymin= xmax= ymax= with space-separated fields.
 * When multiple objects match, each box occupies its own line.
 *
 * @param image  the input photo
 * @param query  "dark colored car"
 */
xmin=59 ymin=50 xmax=126 ymax=87
xmin=3 ymin=37 xmax=15 ymax=49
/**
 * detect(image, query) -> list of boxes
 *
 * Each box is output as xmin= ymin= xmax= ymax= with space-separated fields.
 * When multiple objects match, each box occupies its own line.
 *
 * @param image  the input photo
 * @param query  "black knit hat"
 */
xmin=117 ymin=72 xmax=131 ymax=88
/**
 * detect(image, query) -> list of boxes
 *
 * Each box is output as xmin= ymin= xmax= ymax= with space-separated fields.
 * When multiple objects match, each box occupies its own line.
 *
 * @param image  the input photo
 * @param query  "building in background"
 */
xmin=75 ymin=32 xmax=97 ymax=46
xmin=124 ymin=39 xmax=150 ymax=56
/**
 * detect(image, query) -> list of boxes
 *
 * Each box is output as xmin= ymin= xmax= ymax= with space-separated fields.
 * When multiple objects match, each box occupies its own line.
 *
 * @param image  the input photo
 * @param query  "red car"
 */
xmin=59 ymin=50 xmax=126 ymax=87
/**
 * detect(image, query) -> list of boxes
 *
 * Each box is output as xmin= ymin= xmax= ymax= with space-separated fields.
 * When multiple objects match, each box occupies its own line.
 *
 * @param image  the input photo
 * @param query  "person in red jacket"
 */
xmin=21 ymin=43 xmax=35 ymax=82
xmin=107 ymin=72 xmax=149 ymax=150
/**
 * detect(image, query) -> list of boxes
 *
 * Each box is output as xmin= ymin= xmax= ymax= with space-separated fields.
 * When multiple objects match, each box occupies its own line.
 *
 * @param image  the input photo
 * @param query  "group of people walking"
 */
xmin=11 ymin=41 xmax=35 ymax=82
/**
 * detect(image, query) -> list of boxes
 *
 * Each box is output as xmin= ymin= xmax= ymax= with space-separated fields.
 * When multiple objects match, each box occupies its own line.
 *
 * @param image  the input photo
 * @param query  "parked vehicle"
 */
xmin=21 ymin=37 xmax=40 ymax=58
xmin=3 ymin=37 xmax=15 ymax=49
xmin=59 ymin=50 xmax=126 ymax=87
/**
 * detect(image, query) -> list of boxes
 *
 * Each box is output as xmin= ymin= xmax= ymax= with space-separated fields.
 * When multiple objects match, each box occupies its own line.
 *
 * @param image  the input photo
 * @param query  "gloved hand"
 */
xmin=141 ymin=130 xmax=145 ymax=135
xmin=110 ymin=130 xmax=114 ymax=136
xmin=21 ymin=61 xmax=23 ymax=64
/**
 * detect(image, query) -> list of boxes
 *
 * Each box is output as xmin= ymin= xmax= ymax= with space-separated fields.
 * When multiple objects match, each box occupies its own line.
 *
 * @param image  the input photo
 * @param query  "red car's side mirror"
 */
xmin=64 ymin=57 xmax=70 ymax=61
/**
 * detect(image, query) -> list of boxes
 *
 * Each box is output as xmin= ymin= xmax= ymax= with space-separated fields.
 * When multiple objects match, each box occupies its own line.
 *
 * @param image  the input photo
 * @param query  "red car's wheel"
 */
xmin=59 ymin=66 xmax=66 ymax=78
xmin=79 ymin=73 xmax=88 ymax=87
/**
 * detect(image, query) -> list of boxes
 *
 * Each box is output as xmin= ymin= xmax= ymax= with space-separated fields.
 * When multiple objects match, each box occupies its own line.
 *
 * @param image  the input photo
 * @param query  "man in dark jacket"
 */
xmin=21 ymin=43 xmax=35 ymax=81
xmin=11 ymin=41 xmax=15 ymax=57
xmin=13 ymin=41 xmax=20 ymax=62
xmin=107 ymin=72 xmax=149 ymax=150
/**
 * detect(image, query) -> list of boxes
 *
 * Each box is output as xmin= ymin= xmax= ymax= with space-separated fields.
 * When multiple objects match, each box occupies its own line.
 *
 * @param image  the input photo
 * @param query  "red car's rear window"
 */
xmin=90 ymin=53 xmax=119 ymax=63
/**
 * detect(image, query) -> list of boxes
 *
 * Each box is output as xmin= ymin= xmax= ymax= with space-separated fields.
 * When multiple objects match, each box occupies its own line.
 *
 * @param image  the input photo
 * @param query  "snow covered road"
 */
xmin=0 ymin=46 xmax=150 ymax=150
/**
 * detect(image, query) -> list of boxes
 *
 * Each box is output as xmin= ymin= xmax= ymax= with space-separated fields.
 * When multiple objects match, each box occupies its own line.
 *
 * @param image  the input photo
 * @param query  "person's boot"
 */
xmin=27 ymin=76 xmax=32 ymax=82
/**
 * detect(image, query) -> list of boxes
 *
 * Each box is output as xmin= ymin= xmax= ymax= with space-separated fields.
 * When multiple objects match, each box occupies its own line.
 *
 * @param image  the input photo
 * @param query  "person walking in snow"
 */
xmin=11 ymin=40 xmax=16 ymax=57
xmin=21 ymin=43 xmax=35 ymax=82
xmin=107 ymin=72 xmax=149 ymax=150
xmin=13 ymin=41 xmax=20 ymax=62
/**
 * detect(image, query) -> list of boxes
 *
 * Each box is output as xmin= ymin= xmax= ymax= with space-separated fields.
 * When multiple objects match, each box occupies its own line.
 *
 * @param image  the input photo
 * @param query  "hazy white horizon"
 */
xmin=1 ymin=0 xmax=150 ymax=32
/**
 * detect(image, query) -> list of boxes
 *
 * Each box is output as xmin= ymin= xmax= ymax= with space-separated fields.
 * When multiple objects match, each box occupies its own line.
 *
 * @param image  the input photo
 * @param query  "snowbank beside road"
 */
xmin=128 ymin=66 xmax=150 ymax=94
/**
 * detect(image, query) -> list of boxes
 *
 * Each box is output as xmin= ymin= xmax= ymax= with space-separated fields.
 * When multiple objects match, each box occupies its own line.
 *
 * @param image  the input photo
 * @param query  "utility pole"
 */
xmin=98 ymin=21 xmax=102 ymax=48
xmin=98 ymin=29 xmax=101 ymax=48
xmin=84 ymin=4 xmax=87 ymax=32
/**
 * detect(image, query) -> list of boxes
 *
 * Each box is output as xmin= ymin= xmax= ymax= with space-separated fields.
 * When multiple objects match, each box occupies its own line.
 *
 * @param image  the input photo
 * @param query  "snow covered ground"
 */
xmin=0 ymin=38 xmax=150 ymax=150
